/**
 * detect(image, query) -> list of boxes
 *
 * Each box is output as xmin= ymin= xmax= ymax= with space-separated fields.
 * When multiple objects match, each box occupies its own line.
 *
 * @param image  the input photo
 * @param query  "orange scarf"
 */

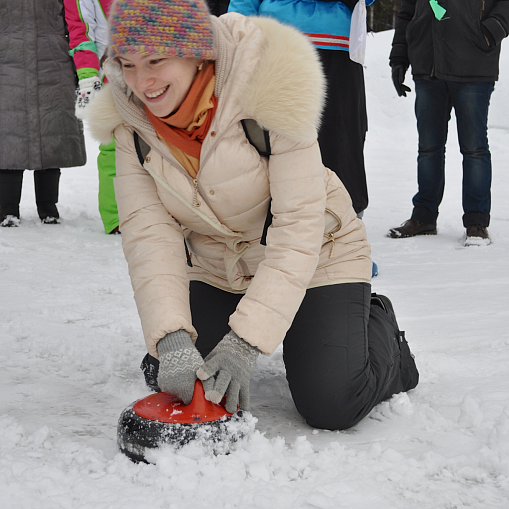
xmin=145 ymin=63 xmax=217 ymax=164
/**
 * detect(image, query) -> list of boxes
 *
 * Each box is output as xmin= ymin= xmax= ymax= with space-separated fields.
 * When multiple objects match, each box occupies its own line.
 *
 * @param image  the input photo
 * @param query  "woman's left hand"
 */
xmin=197 ymin=330 xmax=259 ymax=413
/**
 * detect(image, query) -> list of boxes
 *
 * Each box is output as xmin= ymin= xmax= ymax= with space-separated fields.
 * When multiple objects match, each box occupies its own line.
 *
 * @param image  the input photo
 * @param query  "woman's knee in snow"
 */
xmin=295 ymin=395 xmax=364 ymax=431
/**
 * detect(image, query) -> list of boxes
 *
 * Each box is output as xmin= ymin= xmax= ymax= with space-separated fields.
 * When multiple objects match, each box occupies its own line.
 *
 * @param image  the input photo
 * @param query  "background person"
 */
xmin=64 ymin=0 xmax=120 ymax=234
xmin=388 ymin=0 xmax=509 ymax=246
xmin=227 ymin=0 xmax=374 ymax=218
xmin=0 ymin=0 xmax=86 ymax=227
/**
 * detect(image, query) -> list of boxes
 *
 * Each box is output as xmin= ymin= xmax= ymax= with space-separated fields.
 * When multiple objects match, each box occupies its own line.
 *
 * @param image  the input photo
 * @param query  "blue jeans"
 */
xmin=411 ymin=79 xmax=494 ymax=228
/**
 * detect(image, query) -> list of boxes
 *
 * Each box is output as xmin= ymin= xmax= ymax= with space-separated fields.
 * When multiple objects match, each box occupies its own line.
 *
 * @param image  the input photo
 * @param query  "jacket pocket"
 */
xmin=474 ymin=19 xmax=495 ymax=52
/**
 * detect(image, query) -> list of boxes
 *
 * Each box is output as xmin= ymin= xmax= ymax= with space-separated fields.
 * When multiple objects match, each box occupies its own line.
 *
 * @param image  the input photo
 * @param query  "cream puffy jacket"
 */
xmin=87 ymin=13 xmax=371 ymax=357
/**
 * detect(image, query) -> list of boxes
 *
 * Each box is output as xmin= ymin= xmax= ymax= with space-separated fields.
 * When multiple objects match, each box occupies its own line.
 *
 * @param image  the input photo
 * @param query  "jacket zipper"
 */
xmin=322 ymin=208 xmax=342 ymax=259
xmin=192 ymin=179 xmax=200 ymax=207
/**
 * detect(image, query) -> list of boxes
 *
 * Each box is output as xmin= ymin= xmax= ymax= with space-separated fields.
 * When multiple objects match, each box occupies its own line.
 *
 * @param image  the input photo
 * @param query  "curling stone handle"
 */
xmin=185 ymin=379 xmax=232 ymax=417
xmin=191 ymin=379 xmax=206 ymax=404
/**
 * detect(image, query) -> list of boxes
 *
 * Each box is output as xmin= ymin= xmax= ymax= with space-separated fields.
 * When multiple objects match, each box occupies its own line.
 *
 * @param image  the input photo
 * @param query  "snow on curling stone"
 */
xmin=117 ymin=379 xmax=251 ymax=462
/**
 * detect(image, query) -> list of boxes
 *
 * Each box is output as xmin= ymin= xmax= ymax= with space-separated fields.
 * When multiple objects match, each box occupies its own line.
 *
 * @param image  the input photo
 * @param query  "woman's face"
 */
xmin=119 ymin=53 xmax=203 ymax=117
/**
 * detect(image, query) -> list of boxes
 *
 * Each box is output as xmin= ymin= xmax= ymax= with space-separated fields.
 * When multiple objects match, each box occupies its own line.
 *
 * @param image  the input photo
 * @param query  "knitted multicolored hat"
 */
xmin=109 ymin=0 xmax=216 ymax=60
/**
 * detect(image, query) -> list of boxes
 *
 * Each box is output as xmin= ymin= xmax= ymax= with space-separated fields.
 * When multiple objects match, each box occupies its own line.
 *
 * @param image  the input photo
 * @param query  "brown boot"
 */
xmin=388 ymin=219 xmax=437 ymax=239
xmin=465 ymin=225 xmax=490 ymax=246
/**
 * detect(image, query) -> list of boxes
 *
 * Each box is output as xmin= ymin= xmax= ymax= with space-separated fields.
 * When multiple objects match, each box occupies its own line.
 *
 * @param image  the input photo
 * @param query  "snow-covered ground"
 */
xmin=1 ymin=30 xmax=509 ymax=508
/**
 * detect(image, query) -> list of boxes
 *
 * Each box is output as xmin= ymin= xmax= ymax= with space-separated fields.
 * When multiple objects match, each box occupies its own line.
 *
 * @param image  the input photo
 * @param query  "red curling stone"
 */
xmin=117 ymin=380 xmax=246 ymax=462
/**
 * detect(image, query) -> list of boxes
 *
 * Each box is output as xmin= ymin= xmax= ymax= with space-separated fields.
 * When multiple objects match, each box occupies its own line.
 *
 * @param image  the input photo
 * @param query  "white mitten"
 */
xmin=75 ymin=76 xmax=102 ymax=119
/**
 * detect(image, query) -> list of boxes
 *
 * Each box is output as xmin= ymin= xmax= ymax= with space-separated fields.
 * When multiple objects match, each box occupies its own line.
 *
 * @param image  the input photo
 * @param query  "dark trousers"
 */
xmin=411 ymin=79 xmax=494 ymax=228
xmin=317 ymin=49 xmax=369 ymax=215
xmin=190 ymin=281 xmax=418 ymax=430
xmin=0 ymin=169 xmax=60 ymax=220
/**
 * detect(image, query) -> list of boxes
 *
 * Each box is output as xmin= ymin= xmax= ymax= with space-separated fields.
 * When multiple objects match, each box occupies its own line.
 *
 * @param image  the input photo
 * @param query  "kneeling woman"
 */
xmin=89 ymin=0 xmax=418 ymax=430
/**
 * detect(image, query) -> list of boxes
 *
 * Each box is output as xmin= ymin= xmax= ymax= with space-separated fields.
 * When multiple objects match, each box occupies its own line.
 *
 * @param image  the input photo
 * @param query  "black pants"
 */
xmin=317 ymin=49 xmax=369 ymax=215
xmin=188 ymin=281 xmax=418 ymax=430
xmin=0 ymin=169 xmax=60 ymax=220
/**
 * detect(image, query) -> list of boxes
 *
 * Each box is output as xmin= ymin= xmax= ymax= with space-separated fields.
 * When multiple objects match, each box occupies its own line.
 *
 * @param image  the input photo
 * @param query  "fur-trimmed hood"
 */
xmin=87 ymin=13 xmax=325 ymax=144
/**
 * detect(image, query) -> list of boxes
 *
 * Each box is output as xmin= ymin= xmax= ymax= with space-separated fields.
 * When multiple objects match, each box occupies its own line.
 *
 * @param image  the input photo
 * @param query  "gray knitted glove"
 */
xmin=157 ymin=330 xmax=204 ymax=404
xmin=196 ymin=330 xmax=259 ymax=413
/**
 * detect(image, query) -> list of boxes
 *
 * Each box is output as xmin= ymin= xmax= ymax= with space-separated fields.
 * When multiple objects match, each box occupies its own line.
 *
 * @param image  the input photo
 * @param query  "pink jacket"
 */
xmin=64 ymin=0 xmax=113 ymax=80
xmin=87 ymin=14 xmax=372 ymax=358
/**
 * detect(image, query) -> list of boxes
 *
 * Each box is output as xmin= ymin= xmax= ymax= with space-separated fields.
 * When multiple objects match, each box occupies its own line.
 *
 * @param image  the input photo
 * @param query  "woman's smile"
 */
xmin=144 ymin=85 xmax=170 ymax=100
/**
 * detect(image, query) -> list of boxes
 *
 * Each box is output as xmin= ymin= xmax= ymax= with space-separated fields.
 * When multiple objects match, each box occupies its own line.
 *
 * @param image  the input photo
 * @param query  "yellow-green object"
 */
xmin=97 ymin=138 xmax=119 ymax=233
xmin=429 ymin=0 xmax=446 ymax=20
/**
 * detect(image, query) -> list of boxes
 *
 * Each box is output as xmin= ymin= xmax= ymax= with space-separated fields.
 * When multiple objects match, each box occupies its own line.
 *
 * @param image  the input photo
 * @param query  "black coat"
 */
xmin=0 ymin=0 xmax=86 ymax=170
xmin=390 ymin=0 xmax=509 ymax=82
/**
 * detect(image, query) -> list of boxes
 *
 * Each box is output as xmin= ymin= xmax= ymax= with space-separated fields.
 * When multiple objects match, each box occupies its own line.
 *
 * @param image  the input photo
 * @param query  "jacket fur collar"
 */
xmin=87 ymin=14 xmax=325 ymax=145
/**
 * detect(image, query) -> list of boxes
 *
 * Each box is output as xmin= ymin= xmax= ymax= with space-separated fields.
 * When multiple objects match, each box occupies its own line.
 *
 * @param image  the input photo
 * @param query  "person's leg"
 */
xmin=97 ymin=138 xmax=120 ymax=234
xmin=448 ymin=81 xmax=494 ymax=228
xmin=317 ymin=50 xmax=378 ymax=273
xmin=191 ymin=281 xmax=244 ymax=358
xmin=283 ymin=283 xmax=418 ymax=430
xmin=0 ymin=170 xmax=24 ymax=223
xmin=411 ymin=79 xmax=452 ymax=225
xmin=316 ymin=49 xmax=368 ymax=215
xmin=34 ymin=168 xmax=60 ymax=221
xmin=140 ymin=281 xmax=243 ymax=390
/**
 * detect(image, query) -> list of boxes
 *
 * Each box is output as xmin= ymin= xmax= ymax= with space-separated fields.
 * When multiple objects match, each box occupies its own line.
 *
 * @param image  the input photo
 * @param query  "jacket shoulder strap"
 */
xmin=134 ymin=131 xmax=151 ymax=165
xmin=241 ymin=119 xmax=271 ymax=157
xmin=240 ymin=120 xmax=272 ymax=244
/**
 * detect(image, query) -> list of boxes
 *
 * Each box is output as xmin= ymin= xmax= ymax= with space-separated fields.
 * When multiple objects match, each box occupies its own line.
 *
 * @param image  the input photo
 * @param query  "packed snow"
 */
xmin=1 ymin=30 xmax=509 ymax=508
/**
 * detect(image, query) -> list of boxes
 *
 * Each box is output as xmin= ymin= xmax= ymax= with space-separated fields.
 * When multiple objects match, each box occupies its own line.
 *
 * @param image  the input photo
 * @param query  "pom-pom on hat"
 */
xmin=109 ymin=0 xmax=216 ymax=60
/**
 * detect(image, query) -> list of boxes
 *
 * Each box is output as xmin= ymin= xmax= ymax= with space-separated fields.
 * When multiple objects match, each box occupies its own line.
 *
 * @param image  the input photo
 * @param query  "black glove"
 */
xmin=391 ymin=64 xmax=411 ymax=97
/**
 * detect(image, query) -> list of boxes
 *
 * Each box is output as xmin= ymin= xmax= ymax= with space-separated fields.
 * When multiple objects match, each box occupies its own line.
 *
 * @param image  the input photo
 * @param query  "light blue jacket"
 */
xmin=228 ymin=0 xmax=375 ymax=51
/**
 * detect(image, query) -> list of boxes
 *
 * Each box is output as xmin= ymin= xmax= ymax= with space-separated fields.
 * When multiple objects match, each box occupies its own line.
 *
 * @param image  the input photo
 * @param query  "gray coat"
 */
xmin=0 ymin=0 xmax=86 ymax=170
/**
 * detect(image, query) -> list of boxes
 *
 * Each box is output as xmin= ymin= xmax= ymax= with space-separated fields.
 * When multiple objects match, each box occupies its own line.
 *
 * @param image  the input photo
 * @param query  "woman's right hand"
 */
xmin=156 ymin=330 xmax=204 ymax=404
